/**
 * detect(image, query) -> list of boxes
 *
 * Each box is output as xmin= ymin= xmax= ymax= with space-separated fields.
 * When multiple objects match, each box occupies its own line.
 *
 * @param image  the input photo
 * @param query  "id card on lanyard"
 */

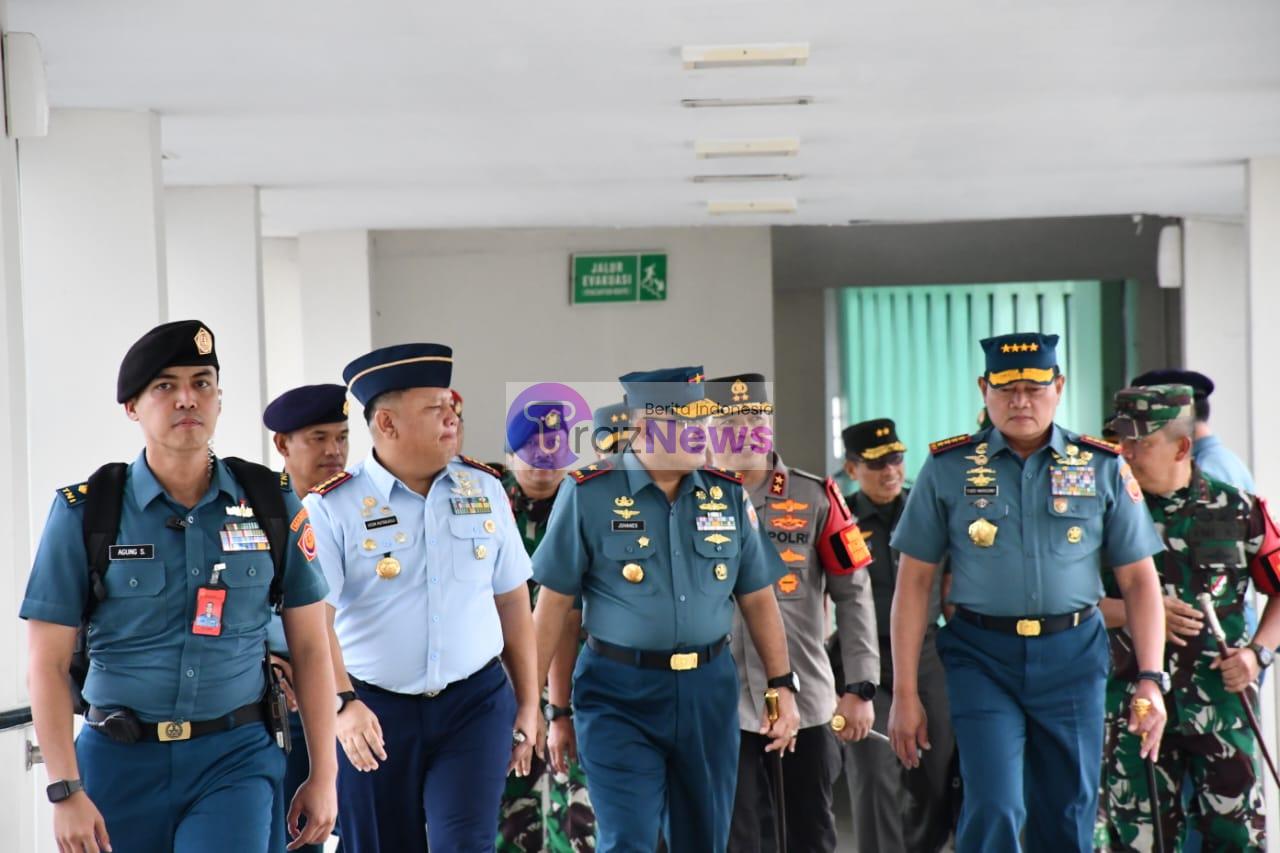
xmin=192 ymin=562 xmax=228 ymax=636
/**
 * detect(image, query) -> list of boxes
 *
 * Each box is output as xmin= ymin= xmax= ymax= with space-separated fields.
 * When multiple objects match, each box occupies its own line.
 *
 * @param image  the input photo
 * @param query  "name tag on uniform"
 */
xmin=964 ymin=486 xmax=998 ymax=497
xmin=1051 ymin=466 xmax=1097 ymax=497
xmin=221 ymin=521 xmax=270 ymax=552
xmin=365 ymin=516 xmax=399 ymax=530
xmin=612 ymin=520 xmax=646 ymax=532
xmin=108 ymin=544 xmax=154 ymax=560
xmin=696 ymin=514 xmax=737 ymax=532
xmin=451 ymin=496 xmax=492 ymax=515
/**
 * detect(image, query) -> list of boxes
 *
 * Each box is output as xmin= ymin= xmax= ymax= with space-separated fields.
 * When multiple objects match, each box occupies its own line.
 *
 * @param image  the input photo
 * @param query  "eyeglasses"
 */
xmin=859 ymin=452 xmax=904 ymax=471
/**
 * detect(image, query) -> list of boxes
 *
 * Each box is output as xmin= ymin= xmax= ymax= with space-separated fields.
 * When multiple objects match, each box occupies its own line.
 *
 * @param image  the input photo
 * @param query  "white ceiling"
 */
xmin=12 ymin=0 xmax=1280 ymax=236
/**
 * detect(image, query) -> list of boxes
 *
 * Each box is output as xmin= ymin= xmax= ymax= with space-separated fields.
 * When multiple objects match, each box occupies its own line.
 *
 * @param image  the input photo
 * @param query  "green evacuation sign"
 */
xmin=571 ymin=253 xmax=667 ymax=304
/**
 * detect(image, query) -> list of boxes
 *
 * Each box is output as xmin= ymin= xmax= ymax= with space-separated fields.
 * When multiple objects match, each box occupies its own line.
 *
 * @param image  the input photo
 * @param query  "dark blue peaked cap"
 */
xmin=619 ymin=366 xmax=716 ymax=420
xmin=263 ymin=384 xmax=349 ymax=433
xmin=343 ymin=343 xmax=453 ymax=406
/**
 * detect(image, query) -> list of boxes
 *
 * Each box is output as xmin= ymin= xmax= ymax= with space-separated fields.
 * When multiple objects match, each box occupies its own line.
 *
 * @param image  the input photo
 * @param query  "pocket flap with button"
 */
xmin=104 ymin=561 xmax=165 ymax=598
xmin=602 ymin=536 xmax=654 ymax=562
xmin=219 ymin=553 xmax=273 ymax=588
xmin=447 ymin=515 xmax=497 ymax=541
xmin=1047 ymin=496 xmax=1099 ymax=518
xmin=692 ymin=535 xmax=740 ymax=559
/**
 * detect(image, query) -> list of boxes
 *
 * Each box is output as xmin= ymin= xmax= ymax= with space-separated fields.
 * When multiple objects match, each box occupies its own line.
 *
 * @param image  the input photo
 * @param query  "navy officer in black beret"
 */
xmin=263 ymin=383 xmax=352 ymax=853
xmin=22 ymin=320 xmax=337 ymax=853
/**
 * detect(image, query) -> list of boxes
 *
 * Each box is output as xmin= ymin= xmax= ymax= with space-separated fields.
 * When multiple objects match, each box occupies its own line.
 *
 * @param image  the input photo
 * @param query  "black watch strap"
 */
xmin=544 ymin=703 xmax=573 ymax=721
xmin=1135 ymin=670 xmax=1171 ymax=694
xmin=47 ymin=779 xmax=83 ymax=803
xmin=337 ymin=690 xmax=359 ymax=713
xmin=766 ymin=672 xmax=799 ymax=693
xmin=845 ymin=681 xmax=877 ymax=701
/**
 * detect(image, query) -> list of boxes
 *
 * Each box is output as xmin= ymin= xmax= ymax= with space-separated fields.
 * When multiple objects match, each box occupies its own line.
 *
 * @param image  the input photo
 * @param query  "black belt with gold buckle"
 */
xmin=955 ymin=605 xmax=1094 ymax=637
xmin=586 ymin=635 xmax=729 ymax=671
xmin=86 ymin=701 xmax=264 ymax=743
xmin=351 ymin=657 xmax=501 ymax=700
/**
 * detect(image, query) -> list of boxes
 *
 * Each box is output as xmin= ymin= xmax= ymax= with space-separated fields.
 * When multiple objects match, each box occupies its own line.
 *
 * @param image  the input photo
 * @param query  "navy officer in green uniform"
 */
xmin=529 ymin=367 xmax=800 ymax=853
xmin=887 ymin=332 xmax=1170 ymax=853
xmin=22 ymin=320 xmax=337 ymax=853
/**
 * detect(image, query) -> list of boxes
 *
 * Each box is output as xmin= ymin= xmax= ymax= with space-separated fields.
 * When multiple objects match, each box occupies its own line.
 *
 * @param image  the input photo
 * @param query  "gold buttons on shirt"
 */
xmin=395 ymin=532 xmax=407 ymax=544
xmin=363 ymin=538 xmax=377 ymax=551
xmin=1053 ymin=497 xmax=1068 ymax=514
xmin=474 ymin=544 xmax=487 ymax=560
xmin=714 ymin=563 xmax=728 ymax=581
xmin=483 ymin=519 xmax=497 ymax=534
xmin=1067 ymin=526 xmax=1084 ymax=544
xmin=622 ymin=563 xmax=645 ymax=583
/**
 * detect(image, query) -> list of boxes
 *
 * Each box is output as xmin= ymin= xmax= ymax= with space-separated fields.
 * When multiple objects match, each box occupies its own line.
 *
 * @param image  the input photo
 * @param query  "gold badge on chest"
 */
xmin=376 ymin=555 xmax=401 ymax=579
xmin=622 ymin=563 xmax=645 ymax=583
xmin=968 ymin=518 xmax=998 ymax=548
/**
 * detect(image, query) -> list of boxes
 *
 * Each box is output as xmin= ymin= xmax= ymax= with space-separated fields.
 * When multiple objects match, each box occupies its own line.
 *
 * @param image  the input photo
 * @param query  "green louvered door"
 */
xmin=839 ymin=281 xmax=1108 ymax=480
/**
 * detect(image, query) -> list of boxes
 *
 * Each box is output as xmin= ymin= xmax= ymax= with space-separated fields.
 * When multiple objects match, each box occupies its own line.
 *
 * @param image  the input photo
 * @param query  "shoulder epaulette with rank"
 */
xmin=929 ymin=433 xmax=975 ymax=455
xmin=568 ymin=460 xmax=614 ymax=484
xmin=702 ymin=465 xmax=744 ymax=484
xmin=459 ymin=455 xmax=502 ymax=480
xmin=279 ymin=471 xmax=291 ymax=492
xmin=1078 ymin=434 xmax=1121 ymax=455
xmin=58 ymin=481 xmax=90 ymax=507
xmin=309 ymin=471 xmax=353 ymax=496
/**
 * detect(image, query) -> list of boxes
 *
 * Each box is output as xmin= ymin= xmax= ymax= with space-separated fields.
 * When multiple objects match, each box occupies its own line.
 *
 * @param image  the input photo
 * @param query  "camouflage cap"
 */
xmin=1109 ymin=383 xmax=1195 ymax=438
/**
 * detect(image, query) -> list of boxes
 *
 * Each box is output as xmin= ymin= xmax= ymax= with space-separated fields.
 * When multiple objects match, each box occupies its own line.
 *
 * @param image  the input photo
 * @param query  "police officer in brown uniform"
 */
xmin=706 ymin=374 xmax=878 ymax=853
xmin=840 ymin=419 xmax=955 ymax=853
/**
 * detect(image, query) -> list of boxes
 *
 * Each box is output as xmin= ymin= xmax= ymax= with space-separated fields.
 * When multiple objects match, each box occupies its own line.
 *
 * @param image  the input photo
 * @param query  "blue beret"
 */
xmin=980 ymin=333 xmax=1060 ymax=387
xmin=1131 ymin=368 xmax=1214 ymax=400
xmin=506 ymin=403 xmax=570 ymax=454
xmin=117 ymin=320 xmax=219 ymax=403
xmin=619 ymin=366 xmax=716 ymax=420
xmin=592 ymin=403 xmax=630 ymax=452
xmin=343 ymin=343 xmax=453 ymax=406
xmin=263 ymin=384 xmax=349 ymax=433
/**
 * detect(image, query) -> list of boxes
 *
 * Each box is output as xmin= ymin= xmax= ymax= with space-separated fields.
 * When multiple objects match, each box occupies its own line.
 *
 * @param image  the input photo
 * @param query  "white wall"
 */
xmin=166 ymin=186 xmax=267 ymax=462
xmin=370 ymin=227 xmax=774 ymax=462
xmin=1181 ymin=219 xmax=1250 ymax=463
xmin=262 ymin=237 xmax=303 ymax=471
xmin=19 ymin=109 xmax=166 ymax=536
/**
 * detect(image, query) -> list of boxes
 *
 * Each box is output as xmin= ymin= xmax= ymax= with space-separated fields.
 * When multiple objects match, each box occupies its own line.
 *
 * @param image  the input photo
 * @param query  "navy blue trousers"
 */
xmin=336 ymin=660 xmax=516 ymax=853
xmin=936 ymin=609 xmax=1109 ymax=853
xmin=77 ymin=721 xmax=285 ymax=852
xmin=573 ymin=644 xmax=739 ymax=853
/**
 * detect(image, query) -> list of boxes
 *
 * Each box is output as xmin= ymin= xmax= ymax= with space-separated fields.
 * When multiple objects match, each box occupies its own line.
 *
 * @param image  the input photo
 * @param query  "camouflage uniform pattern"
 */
xmin=1095 ymin=453 xmax=1267 ymax=850
xmin=497 ymin=472 xmax=596 ymax=853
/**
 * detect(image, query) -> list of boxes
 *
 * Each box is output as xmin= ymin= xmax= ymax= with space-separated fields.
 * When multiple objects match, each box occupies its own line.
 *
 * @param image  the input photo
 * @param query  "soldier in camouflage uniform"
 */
xmin=498 ymin=403 xmax=596 ymax=852
xmin=1095 ymin=384 xmax=1280 ymax=852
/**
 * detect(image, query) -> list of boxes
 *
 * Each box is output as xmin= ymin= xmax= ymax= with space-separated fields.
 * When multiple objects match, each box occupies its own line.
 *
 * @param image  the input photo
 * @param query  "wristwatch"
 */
xmin=47 ymin=779 xmax=83 ymax=803
xmin=766 ymin=671 xmax=800 ymax=694
xmin=544 ymin=703 xmax=573 ymax=722
xmin=337 ymin=690 xmax=359 ymax=714
xmin=1250 ymin=642 xmax=1275 ymax=669
xmin=845 ymin=681 xmax=877 ymax=701
xmin=1135 ymin=670 xmax=1171 ymax=694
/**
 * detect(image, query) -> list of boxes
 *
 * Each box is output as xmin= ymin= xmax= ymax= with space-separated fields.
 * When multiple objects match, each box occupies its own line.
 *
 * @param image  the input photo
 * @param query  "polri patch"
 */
xmin=108 ymin=544 xmax=154 ymax=560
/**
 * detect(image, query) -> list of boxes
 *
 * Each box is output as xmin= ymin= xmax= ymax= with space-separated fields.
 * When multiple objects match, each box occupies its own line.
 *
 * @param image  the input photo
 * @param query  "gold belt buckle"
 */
xmin=157 ymin=721 xmax=192 ymax=742
xmin=1016 ymin=619 xmax=1042 ymax=638
xmin=669 ymin=652 xmax=699 ymax=671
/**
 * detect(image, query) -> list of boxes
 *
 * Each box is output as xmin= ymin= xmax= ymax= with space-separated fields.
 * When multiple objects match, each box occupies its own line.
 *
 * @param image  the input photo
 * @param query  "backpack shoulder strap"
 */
xmin=224 ymin=457 xmax=290 ymax=611
xmin=81 ymin=463 xmax=129 ymax=614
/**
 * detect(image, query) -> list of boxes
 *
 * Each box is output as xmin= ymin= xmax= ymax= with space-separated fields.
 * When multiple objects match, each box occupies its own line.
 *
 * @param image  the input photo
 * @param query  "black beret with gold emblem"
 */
xmin=705 ymin=373 xmax=773 ymax=415
xmin=116 ymin=320 xmax=220 ymax=403
xmin=263 ymin=384 xmax=349 ymax=433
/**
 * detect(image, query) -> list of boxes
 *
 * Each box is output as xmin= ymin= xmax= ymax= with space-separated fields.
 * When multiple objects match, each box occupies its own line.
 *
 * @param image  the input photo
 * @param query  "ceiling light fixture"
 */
xmin=681 ymin=95 xmax=814 ymax=109
xmin=707 ymin=199 xmax=797 ymax=215
xmin=692 ymin=173 xmax=801 ymax=183
xmin=695 ymin=138 xmax=799 ymax=159
xmin=681 ymin=43 xmax=810 ymax=69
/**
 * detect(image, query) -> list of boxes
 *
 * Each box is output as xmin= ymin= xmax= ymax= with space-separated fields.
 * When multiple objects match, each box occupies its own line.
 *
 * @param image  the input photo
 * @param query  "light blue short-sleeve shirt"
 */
xmin=305 ymin=453 xmax=531 ymax=694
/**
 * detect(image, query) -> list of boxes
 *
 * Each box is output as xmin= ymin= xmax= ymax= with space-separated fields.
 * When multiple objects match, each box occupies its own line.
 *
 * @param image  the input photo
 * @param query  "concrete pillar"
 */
xmin=1247 ymin=156 xmax=1280 ymax=843
xmin=298 ymin=230 xmax=372 ymax=461
xmin=19 ymin=109 xmax=166 ymax=528
xmin=1181 ymin=218 xmax=1249 ymax=462
xmin=166 ymin=186 xmax=268 ymax=462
